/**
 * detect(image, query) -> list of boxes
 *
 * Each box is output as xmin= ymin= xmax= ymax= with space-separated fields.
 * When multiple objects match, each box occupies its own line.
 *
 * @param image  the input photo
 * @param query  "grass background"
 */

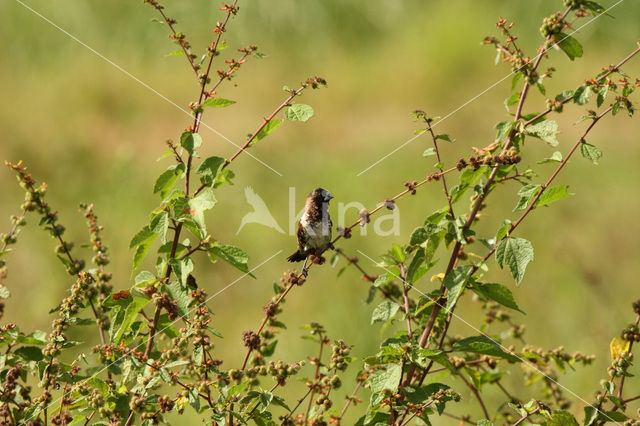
xmin=1 ymin=0 xmax=639 ymax=423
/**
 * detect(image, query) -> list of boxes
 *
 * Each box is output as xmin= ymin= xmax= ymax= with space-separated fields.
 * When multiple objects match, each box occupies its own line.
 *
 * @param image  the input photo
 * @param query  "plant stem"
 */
xmin=512 ymin=406 xmax=540 ymax=426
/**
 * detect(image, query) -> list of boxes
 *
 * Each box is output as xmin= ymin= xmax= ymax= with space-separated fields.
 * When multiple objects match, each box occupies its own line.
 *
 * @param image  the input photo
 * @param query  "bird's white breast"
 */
xmin=300 ymin=212 xmax=332 ymax=250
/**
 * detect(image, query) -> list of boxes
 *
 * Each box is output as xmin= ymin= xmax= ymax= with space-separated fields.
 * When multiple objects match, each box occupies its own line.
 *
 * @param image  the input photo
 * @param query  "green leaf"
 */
xmin=580 ymin=142 xmax=602 ymax=165
xmin=504 ymin=93 xmax=520 ymax=111
xmin=130 ymin=227 xmax=159 ymax=274
xmin=436 ymin=134 xmax=454 ymax=143
xmin=573 ymin=85 xmax=591 ymax=106
xmin=410 ymin=227 xmax=428 ymax=245
xmin=596 ymin=85 xmax=609 ymax=108
xmin=409 ymin=347 xmax=456 ymax=373
xmin=252 ymin=119 xmax=283 ymax=144
xmin=187 ymin=188 xmax=217 ymax=238
xmin=536 ymin=185 xmax=573 ymax=207
xmin=554 ymin=33 xmax=583 ymax=61
xmin=153 ymin=164 xmax=185 ymax=200
xmin=546 ymin=411 xmax=579 ymax=426
xmin=164 ymin=281 xmax=192 ymax=317
xmin=368 ymin=363 xmax=402 ymax=394
xmin=452 ymin=336 xmax=520 ymax=362
xmin=477 ymin=421 xmax=494 ymax=426
xmin=514 ymin=184 xmax=541 ymax=212
xmin=371 ymin=301 xmax=400 ymax=324
xmin=423 ymin=148 xmax=437 ymax=157
xmin=284 ymin=104 xmax=314 ymax=122
xmin=180 ymin=132 xmax=202 ymax=156
xmin=442 ymin=265 xmax=472 ymax=312
xmin=201 ymin=97 xmax=235 ymax=108
xmin=538 ymin=151 xmax=563 ymax=164
xmin=524 ymin=120 xmax=560 ymax=146
xmin=207 ymin=243 xmax=251 ymax=275
xmin=149 ymin=211 xmax=169 ymax=243
xmin=197 ymin=156 xmax=225 ymax=187
xmin=14 ymin=346 xmax=44 ymax=362
xmin=112 ymin=296 xmax=150 ymax=344
xmin=16 ymin=330 xmax=47 ymax=345
xmin=583 ymin=406 xmax=598 ymax=426
xmin=130 ymin=226 xmax=157 ymax=249
xmin=472 ymin=283 xmax=524 ymax=313
xmin=168 ymin=257 xmax=194 ymax=287
xmin=166 ymin=50 xmax=185 ymax=57
xmin=495 ymin=237 xmax=534 ymax=286
xmin=373 ymin=271 xmax=397 ymax=287
xmin=406 ymin=248 xmax=426 ymax=284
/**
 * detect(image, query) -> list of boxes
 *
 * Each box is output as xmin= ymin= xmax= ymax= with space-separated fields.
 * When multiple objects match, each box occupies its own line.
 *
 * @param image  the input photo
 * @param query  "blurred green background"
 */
xmin=1 ymin=0 xmax=640 ymax=423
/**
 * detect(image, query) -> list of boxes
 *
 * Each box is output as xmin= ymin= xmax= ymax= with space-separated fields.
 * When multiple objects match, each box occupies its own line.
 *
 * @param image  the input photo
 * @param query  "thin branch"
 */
xmin=336 ymin=381 xmax=362 ymax=424
xmin=457 ymin=372 xmax=490 ymax=420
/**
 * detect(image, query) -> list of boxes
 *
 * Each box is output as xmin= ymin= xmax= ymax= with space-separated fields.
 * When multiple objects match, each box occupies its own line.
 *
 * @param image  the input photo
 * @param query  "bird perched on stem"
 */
xmin=287 ymin=188 xmax=334 ymax=275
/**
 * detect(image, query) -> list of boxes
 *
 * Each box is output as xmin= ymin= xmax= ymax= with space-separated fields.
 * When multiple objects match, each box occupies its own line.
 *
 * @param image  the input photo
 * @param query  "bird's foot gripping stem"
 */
xmin=301 ymin=258 xmax=309 ymax=277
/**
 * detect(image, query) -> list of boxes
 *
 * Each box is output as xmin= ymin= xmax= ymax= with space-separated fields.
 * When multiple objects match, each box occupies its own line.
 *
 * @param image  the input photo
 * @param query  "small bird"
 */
xmin=236 ymin=186 xmax=285 ymax=235
xmin=287 ymin=188 xmax=334 ymax=274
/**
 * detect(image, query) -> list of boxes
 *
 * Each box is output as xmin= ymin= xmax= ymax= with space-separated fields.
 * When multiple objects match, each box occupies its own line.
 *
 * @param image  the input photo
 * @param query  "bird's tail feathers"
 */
xmin=287 ymin=250 xmax=307 ymax=262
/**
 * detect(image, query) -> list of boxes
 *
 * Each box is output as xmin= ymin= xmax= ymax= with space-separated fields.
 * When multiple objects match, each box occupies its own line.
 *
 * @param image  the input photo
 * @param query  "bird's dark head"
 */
xmin=310 ymin=188 xmax=334 ymax=203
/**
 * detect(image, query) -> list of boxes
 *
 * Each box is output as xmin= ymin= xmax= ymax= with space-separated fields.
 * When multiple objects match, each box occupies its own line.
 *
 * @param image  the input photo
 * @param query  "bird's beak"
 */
xmin=328 ymin=194 xmax=334 ymax=200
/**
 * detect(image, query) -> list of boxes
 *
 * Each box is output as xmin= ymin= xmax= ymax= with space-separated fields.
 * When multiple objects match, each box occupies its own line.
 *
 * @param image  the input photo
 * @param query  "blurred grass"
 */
xmin=1 ymin=0 xmax=640 ymax=423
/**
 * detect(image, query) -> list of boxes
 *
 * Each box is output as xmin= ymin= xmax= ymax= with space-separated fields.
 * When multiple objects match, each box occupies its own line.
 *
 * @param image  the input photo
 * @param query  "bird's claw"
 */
xmin=301 ymin=267 xmax=309 ymax=277
xmin=328 ymin=242 xmax=336 ymax=250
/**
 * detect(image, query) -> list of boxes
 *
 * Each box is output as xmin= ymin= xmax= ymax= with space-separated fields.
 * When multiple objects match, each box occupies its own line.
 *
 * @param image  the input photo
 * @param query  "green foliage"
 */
xmin=1 ymin=1 xmax=639 ymax=425
xmin=495 ymin=237 xmax=534 ymax=286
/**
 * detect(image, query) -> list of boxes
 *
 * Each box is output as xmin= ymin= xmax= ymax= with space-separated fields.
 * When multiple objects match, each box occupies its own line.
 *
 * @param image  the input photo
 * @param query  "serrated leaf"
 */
xmin=187 ymin=188 xmax=217 ymax=238
xmin=514 ymin=184 xmax=541 ymax=212
xmin=410 ymin=227 xmax=428 ymax=245
xmin=583 ymin=406 xmax=598 ymax=426
xmin=596 ymin=85 xmax=609 ymax=108
xmin=495 ymin=237 xmax=534 ymax=286
xmin=16 ymin=330 xmax=47 ymax=345
xmin=14 ymin=346 xmax=44 ymax=362
xmin=573 ymin=85 xmax=591 ymax=106
xmin=168 ymin=257 xmax=194 ymax=287
xmin=554 ymin=33 xmax=583 ymax=60
xmin=180 ymin=132 xmax=202 ymax=156
xmin=208 ymin=243 xmax=251 ymax=275
xmin=547 ymin=410 xmax=579 ymax=426
xmin=580 ymin=142 xmax=602 ymax=165
xmin=153 ymin=164 xmax=185 ymax=199
xmin=371 ymin=301 xmax=400 ymax=324
xmin=130 ymin=227 xmax=158 ymax=274
xmin=452 ymin=336 xmax=520 ymax=362
xmin=472 ymin=283 xmax=524 ymax=313
xmin=443 ymin=265 xmax=472 ymax=312
xmin=201 ymin=97 xmax=235 ymax=108
xmin=368 ymin=363 xmax=402 ymax=394
xmin=406 ymin=248 xmax=426 ymax=284
xmin=284 ymin=104 xmax=314 ymax=122
xmin=149 ymin=211 xmax=169 ymax=243
xmin=524 ymin=120 xmax=560 ymax=146
xmin=536 ymin=185 xmax=573 ymax=207
xmin=112 ymin=296 xmax=150 ymax=344
xmin=252 ymin=119 xmax=283 ymax=144
xmin=197 ymin=156 xmax=225 ymax=187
